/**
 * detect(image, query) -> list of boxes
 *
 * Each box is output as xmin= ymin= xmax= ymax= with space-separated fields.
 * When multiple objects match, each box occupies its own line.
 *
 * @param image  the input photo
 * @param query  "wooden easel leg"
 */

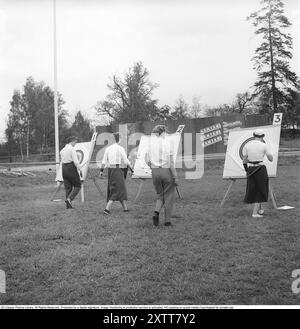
xmin=220 ymin=179 xmax=235 ymax=207
xmin=175 ymin=186 xmax=183 ymax=199
xmin=50 ymin=182 xmax=63 ymax=201
xmin=269 ymin=181 xmax=278 ymax=209
xmin=92 ymin=178 xmax=104 ymax=197
xmin=134 ymin=179 xmax=144 ymax=203
xmin=81 ymin=183 xmax=85 ymax=203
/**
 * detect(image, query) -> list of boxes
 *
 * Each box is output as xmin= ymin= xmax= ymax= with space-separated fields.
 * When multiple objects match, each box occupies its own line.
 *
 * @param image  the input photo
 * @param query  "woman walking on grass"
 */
xmin=146 ymin=125 xmax=178 ymax=227
xmin=100 ymin=132 xmax=133 ymax=215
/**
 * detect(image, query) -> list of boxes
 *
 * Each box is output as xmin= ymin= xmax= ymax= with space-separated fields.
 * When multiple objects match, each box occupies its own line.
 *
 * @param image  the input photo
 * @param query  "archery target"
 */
xmin=75 ymin=141 xmax=94 ymax=180
xmin=223 ymin=125 xmax=281 ymax=179
xmin=76 ymin=150 xmax=84 ymax=164
xmin=56 ymin=136 xmax=96 ymax=182
xmin=132 ymin=125 xmax=185 ymax=179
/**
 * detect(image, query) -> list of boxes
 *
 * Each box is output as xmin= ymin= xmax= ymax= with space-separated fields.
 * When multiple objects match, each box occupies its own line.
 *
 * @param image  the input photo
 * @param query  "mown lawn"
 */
xmin=0 ymin=158 xmax=299 ymax=305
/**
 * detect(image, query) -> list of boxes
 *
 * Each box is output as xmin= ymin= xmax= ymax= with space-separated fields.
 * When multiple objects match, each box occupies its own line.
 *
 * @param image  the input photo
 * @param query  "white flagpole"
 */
xmin=53 ymin=0 xmax=59 ymax=172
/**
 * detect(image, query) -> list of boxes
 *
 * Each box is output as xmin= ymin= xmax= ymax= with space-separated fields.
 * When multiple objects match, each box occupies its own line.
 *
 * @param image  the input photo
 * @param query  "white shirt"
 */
xmin=242 ymin=140 xmax=271 ymax=162
xmin=101 ymin=143 xmax=131 ymax=167
xmin=146 ymin=134 xmax=173 ymax=168
xmin=60 ymin=144 xmax=81 ymax=169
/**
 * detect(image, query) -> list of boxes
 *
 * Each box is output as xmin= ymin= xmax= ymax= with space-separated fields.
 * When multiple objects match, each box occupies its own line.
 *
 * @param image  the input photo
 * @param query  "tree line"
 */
xmin=1 ymin=77 xmax=93 ymax=160
xmin=1 ymin=0 xmax=299 ymax=159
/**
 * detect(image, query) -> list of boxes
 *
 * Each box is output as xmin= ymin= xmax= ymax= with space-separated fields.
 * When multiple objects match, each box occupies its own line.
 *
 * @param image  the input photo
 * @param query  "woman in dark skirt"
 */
xmin=107 ymin=166 xmax=128 ymax=202
xmin=244 ymin=165 xmax=269 ymax=204
xmin=100 ymin=132 xmax=133 ymax=215
xmin=60 ymin=136 xmax=82 ymax=209
xmin=242 ymin=129 xmax=273 ymax=218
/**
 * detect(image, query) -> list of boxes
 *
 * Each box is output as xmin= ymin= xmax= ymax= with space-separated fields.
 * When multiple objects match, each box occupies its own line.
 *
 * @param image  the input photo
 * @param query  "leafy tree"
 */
xmin=233 ymin=92 xmax=255 ymax=114
xmin=171 ymin=97 xmax=189 ymax=119
xmin=151 ymin=105 xmax=172 ymax=121
xmin=189 ymin=96 xmax=204 ymax=118
xmin=6 ymin=90 xmax=27 ymax=159
xmin=204 ymin=104 xmax=235 ymax=117
xmin=68 ymin=111 xmax=93 ymax=142
xmin=284 ymin=88 xmax=300 ymax=129
xmin=5 ymin=77 xmax=67 ymax=157
xmin=247 ymin=0 xmax=299 ymax=113
xmin=95 ymin=62 xmax=159 ymax=123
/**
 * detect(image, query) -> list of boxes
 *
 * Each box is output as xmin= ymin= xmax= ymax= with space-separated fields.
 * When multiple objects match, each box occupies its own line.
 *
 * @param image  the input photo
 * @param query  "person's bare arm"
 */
xmin=265 ymin=146 xmax=273 ymax=162
xmin=242 ymin=143 xmax=249 ymax=172
xmin=170 ymin=154 xmax=178 ymax=185
xmin=242 ymin=155 xmax=249 ymax=172
xmin=100 ymin=148 xmax=108 ymax=176
xmin=71 ymin=148 xmax=81 ymax=170
xmin=121 ymin=147 xmax=133 ymax=172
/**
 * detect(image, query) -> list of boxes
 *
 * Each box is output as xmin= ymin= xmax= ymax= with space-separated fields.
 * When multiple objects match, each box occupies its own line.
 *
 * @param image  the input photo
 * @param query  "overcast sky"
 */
xmin=0 ymin=0 xmax=299 ymax=141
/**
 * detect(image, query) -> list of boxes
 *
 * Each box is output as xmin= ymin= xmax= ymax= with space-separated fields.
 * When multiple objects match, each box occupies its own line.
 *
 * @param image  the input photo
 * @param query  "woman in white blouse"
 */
xmin=100 ymin=132 xmax=133 ymax=215
xmin=242 ymin=129 xmax=273 ymax=218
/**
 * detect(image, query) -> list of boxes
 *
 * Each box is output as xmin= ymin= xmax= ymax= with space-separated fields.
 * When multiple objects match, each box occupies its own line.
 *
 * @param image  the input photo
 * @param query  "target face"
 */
xmin=132 ymin=125 xmax=185 ymax=178
xmin=223 ymin=125 xmax=281 ymax=179
xmin=238 ymin=137 xmax=266 ymax=160
xmin=56 ymin=133 xmax=97 ymax=182
xmin=76 ymin=150 xmax=84 ymax=164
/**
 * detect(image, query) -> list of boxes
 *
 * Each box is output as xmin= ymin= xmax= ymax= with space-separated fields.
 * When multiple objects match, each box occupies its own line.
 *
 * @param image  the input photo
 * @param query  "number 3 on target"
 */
xmin=273 ymin=113 xmax=283 ymax=125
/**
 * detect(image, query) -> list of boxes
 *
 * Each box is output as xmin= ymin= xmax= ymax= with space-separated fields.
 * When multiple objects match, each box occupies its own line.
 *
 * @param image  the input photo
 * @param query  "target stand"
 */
xmin=220 ymin=113 xmax=295 ymax=211
xmin=132 ymin=176 xmax=183 ymax=203
xmin=220 ymin=177 xmax=280 ymax=209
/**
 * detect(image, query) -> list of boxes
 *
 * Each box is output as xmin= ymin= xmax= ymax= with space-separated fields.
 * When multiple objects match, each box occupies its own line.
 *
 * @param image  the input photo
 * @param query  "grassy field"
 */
xmin=0 ymin=157 xmax=299 ymax=305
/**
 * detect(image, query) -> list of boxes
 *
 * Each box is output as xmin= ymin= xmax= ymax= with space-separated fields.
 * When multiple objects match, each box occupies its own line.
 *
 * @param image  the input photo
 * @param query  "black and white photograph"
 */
xmin=0 ymin=0 xmax=299 ymax=312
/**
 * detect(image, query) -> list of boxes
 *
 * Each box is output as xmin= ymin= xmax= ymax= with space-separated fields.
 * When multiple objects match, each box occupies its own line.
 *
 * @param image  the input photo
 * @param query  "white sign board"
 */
xmin=223 ymin=124 xmax=281 ymax=179
xmin=56 ymin=133 xmax=97 ymax=182
xmin=132 ymin=126 xmax=185 ymax=179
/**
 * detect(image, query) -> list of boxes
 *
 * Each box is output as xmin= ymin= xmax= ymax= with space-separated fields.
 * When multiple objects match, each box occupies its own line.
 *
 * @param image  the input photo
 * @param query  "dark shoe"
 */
xmin=123 ymin=209 xmax=129 ymax=212
xmin=65 ymin=199 xmax=72 ymax=209
xmin=164 ymin=222 xmax=172 ymax=226
xmin=153 ymin=213 xmax=159 ymax=226
xmin=103 ymin=209 xmax=111 ymax=215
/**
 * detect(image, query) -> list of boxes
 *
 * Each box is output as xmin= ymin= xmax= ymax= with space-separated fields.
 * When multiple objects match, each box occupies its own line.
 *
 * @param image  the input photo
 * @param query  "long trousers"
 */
xmin=152 ymin=167 xmax=175 ymax=221
xmin=62 ymin=162 xmax=81 ymax=201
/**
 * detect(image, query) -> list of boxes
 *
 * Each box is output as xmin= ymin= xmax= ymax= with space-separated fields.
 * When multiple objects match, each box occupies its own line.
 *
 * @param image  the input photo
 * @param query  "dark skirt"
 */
xmin=107 ymin=167 xmax=128 ymax=202
xmin=244 ymin=165 xmax=269 ymax=204
xmin=62 ymin=162 xmax=81 ymax=187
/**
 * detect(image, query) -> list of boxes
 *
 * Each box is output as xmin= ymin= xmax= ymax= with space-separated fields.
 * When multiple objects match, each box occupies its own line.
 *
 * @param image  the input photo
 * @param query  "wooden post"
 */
xmin=92 ymin=178 xmax=104 ymax=197
xmin=81 ymin=183 xmax=85 ymax=203
xmin=220 ymin=178 xmax=236 ymax=207
xmin=269 ymin=180 xmax=278 ymax=209
xmin=134 ymin=179 xmax=145 ymax=203
xmin=175 ymin=185 xmax=183 ymax=199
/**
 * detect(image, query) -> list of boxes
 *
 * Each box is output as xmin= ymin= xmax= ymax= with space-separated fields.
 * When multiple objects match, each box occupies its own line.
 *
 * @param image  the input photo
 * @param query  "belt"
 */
xmin=152 ymin=166 xmax=168 ymax=169
xmin=248 ymin=162 xmax=263 ymax=167
xmin=62 ymin=162 xmax=74 ymax=165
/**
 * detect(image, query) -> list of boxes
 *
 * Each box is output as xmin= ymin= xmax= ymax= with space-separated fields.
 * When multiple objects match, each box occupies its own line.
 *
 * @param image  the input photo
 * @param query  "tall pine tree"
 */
xmin=247 ymin=0 xmax=299 ymax=114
